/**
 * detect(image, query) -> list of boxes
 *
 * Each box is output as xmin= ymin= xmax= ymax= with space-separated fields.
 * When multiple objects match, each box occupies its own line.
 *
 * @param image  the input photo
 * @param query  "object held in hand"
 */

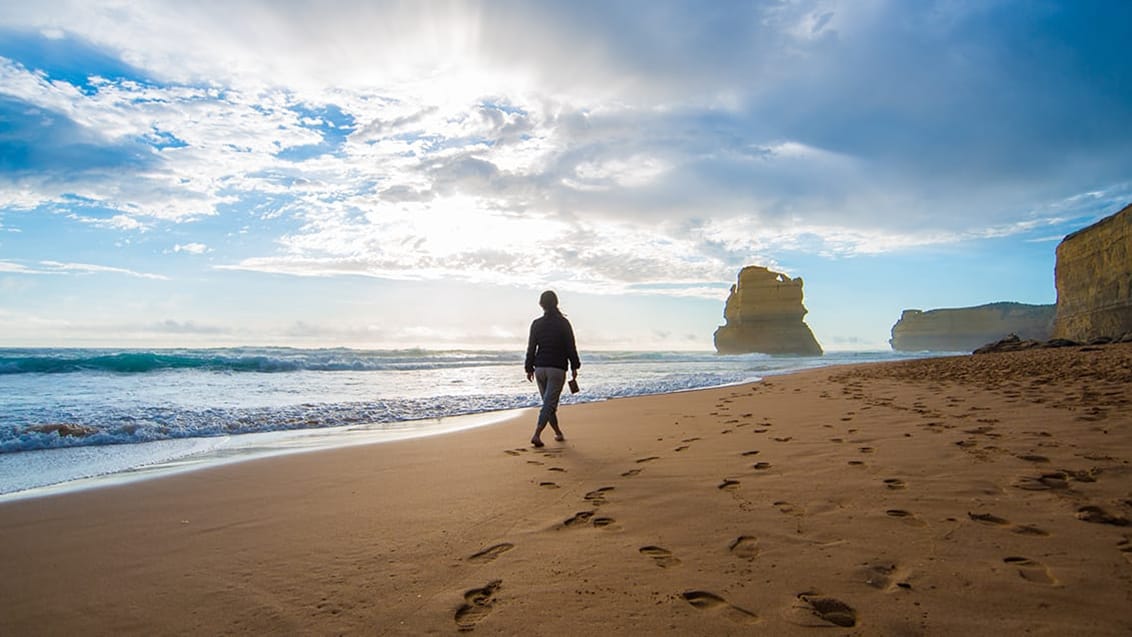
xmin=568 ymin=379 xmax=579 ymax=394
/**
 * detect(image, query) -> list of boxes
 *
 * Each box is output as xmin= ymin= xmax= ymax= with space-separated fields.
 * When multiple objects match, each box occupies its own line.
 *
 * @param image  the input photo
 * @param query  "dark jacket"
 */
xmin=525 ymin=310 xmax=581 ymax=374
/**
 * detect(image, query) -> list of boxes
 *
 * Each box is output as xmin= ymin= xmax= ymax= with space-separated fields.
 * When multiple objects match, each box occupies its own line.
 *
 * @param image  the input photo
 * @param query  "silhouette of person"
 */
xmin=524 ymin=290 xmax=580 ymax=447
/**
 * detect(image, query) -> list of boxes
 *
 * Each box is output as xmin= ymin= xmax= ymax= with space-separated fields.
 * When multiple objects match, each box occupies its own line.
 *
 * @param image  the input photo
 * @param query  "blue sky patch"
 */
xmin=275 ymin=103 xmax=357 ymax=162
xmin=0 ymin=28 xmax=155 ymax=93
xmin=0 ymin=96 xmax=156 ymax=174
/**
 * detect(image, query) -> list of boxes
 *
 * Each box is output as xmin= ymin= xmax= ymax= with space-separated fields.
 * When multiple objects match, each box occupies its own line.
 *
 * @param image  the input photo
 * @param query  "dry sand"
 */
xmin=2 ymin=345 xmax=1131 ymax=635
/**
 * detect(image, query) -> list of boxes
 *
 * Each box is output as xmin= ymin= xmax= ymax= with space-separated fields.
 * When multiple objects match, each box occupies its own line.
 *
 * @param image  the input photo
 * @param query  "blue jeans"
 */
xmin=534 ymin=367 xmax=566 ymax=438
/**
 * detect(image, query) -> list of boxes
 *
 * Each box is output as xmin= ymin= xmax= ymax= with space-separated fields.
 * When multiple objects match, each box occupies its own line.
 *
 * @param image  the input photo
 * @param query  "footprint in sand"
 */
xmin=467 ymin=543 xmax=514 ymax=564
xmin=454 ymin=580 xmax=501 ymax=631
xmin=636 ymin=456 xmax=660 ymax=464
xmin=1063 ymin=468 xmax=1101 ymax=483
xmin=682 ymin=437 xmax=702 ymax=443
xmin=1004 ymin=557 xmax=1058 ymax=586
xmin=729 ymin=535 xmax=760 ymax=560
xmin=592 ymin=516 xmax=618 ymax=529
xmin=786 ymin=594 xmax=858 ymax=628
xmin=718 ymin=478 xmax=740 ymax=491
xmin=539 ymin=481 xmax=559 ymax=489
xmin=526 ymin=460 xmax=544 ymax=465
xmin=503 ymin=449 xmax=521 ymax=456
xmin=1014 ymin=472 xmax=1069 ymax=491
xmin=774 ymin=501 xmax=795 ymax=514
xmin=772 ymin=436 xmax=792 ymax=442
xmin=620 ymin=468 xmax=642 ymax=477
xmin=1076 ymin=506 xmax=1131 ymax=527
xmin=885 ymin=509 xmax=926 ymax=527
xmin=883 ymin=478 xmax=906 ymax=490
xmin=741 ymin=450 xmax=760 ymax=456
xmin=858 ymin=446 xmax=875 ymax=454
xmin=1118 ymin=538 xmax=1132 ymax=564
xmin=547 ymin=467 xmax=567 ymax=473
xmin=968 ymin=512 xmax=1010 ymax=526
xmin=752 ymin=462 xmax=771 ymax=470
xmin=855 ymin=562 xmax=912 ymax=592
xmin=848 ymin=460 xmax=865 ymax=466
xmin=563 ymin=511 xmax=596 ymax=528
xmin=1013 ymin=525 xmax=1051 ymax=537
xmin=584 ymin=486 xmax=615 ymax=506
xmin=640 ymin=545 xmax=682 ymax=568
xmin=1017 ymin=454 xmax=1051 ymax=463
xmin=674 ymin=445 xmax=690 ymax=452
xmin=680 ymin=591 xmax=759 ymax=624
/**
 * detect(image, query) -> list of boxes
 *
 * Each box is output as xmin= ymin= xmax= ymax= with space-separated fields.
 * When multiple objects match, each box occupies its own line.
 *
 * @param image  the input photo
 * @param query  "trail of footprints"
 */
xmin=484 ymin=379 xmax=1132 ymax=632
xmin=480 ymin=392 xmax=870 ymax=630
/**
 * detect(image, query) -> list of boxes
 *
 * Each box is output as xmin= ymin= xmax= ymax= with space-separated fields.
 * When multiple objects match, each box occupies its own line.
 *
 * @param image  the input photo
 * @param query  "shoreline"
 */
xmin=0 ymin=350 xmax=886 ymax=501
xmin=2 ymin=345 xmax=1130 ymax=635
xmin=0 ymin=409 xmax=527 ymax=503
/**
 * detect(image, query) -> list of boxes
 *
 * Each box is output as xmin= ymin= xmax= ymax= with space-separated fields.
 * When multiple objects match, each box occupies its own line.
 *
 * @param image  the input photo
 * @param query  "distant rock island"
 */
xmin=714 ymin=266 xmax=823 ymax=356
xmin=1053 ymin=203 xmax=1132 ymax=342
xmin=889 ymin=302 xmax=1055 ymax=352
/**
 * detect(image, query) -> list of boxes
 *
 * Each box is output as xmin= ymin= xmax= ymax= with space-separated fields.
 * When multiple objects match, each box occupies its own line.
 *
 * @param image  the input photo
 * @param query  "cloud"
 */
xmin=173 ymin=242 xmax=208 ymax=254
xmin=71 ymin=213 xmax=147 ymax=231
xmin=0 ymin=260 xmax=38 ymax=274
xmin=149 ymin=319 xmax=227 ymax=334
xmin=0 ymin=260 xmax=169 ymax=279
xmin=1 ymin=1 xmax=1130 ymax=301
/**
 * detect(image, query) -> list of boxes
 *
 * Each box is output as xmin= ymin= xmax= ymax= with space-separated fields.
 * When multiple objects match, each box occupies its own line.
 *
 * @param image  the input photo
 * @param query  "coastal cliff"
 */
xmin=1053 ymin=203 xmax=1132 ymax=342
xmin=889 ymin=303 xmax=1055 ymax=352
xmin=714 ymin=266 xmax=822 ymax=356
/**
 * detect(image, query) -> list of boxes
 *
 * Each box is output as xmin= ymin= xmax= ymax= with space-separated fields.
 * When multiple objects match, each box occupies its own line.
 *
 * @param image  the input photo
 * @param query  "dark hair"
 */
xmin=539 ymin=290 xmax=559 ymax=311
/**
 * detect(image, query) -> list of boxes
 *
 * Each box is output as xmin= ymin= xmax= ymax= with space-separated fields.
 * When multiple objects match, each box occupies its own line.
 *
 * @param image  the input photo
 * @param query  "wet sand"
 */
xmin=2 ymin=344 xmax=1131 ymax=635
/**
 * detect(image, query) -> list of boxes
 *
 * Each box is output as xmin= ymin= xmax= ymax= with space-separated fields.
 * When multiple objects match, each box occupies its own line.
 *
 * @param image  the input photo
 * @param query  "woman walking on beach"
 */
xmin=524 ymin=290 xmax=581 ymax=447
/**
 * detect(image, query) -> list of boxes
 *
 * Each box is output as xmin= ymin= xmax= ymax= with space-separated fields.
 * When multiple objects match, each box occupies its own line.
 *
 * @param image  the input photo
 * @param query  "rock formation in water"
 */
xmin=714 ymin=266 xmax=822 ymax=356
xmin=1053 ymin=203 xmax=1132 ymax=342
xmin=889 ymin=302 xmax=1055 ymax=352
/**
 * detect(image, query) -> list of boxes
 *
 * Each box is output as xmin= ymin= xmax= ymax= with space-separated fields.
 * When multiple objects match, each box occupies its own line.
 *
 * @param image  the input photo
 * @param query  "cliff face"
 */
xmin=714 ymin=266 xmax=822 ymax=356
xmin=1053 ymin=203 xmax=1132 ymax=342
xmin=889 ymin=303 xmax=1055 ymax=352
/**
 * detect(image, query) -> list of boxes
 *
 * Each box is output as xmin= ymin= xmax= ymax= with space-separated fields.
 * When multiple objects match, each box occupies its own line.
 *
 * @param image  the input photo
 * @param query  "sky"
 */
xmin=1 ymin=0 xmax=1130 ymax=351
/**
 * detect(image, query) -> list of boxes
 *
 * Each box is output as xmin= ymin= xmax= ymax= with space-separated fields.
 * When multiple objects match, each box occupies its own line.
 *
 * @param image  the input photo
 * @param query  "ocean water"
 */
xmin=0 ymin=347 xmax=939 ymax=498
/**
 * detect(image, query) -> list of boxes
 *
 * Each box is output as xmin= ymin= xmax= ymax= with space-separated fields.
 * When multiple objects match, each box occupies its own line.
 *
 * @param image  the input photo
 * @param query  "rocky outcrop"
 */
xmin=889 ymin=303 xmax=1055 ymax=352
xmin=714 ymin=266 xmax=822 ymax=356
xmin=1053 ymin=203 xmax=1132 ymax=342
xmin=972 ymin=334 xmax=1081 ymax=355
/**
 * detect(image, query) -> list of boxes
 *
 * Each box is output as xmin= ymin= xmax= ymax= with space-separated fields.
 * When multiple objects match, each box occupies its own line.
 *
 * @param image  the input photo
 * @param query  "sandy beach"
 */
xmin=2 ymin=345 xmax=1131 ymax=636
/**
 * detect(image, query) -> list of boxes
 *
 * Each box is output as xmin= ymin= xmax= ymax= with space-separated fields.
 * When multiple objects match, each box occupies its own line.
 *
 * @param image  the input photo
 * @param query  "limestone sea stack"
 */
xmin=889 ymin=302 xmax=1055 ymax=352
xmin=714 ymin=266 xmax=823 ymax=356
xmin=1053 ymin=203 xmax=1132 ymax=342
